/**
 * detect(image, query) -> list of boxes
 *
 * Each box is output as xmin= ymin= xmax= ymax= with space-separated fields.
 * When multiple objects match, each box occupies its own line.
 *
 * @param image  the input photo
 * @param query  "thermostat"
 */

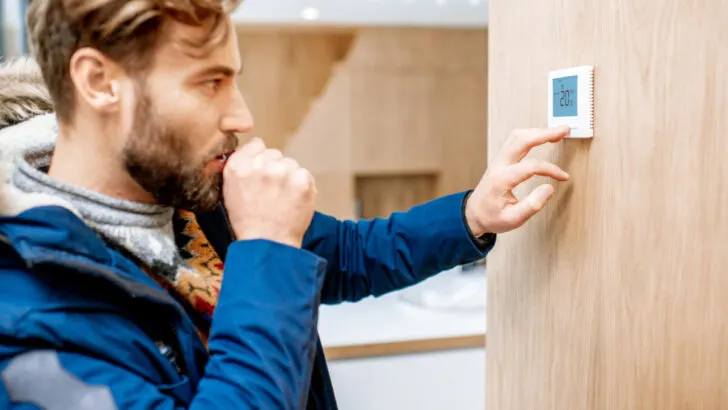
xmin=548 ymin=65 xmax=594 ymax=138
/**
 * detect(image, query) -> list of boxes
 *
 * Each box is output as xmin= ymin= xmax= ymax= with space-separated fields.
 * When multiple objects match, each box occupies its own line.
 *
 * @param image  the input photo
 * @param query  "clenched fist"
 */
xmin=465 ymin=126 xmax=571 ymax=236
xmin=222 ymin=137 xmax=317 ymax=248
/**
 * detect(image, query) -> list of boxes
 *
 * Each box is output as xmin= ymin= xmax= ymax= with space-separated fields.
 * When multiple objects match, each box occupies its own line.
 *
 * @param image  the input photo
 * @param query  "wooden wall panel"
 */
xmin=347 ymin=29 xmax=487 ymax=188
xmin=284 ymin=67 xmax=356 ymax=219
xmin=487 ymin=1 xmax=728 ymax=409
xmin=235 ymin=29 xmax=354 ymax=149
xmin=254 ymin=27 xmax=487 ymax=218
xmin=434 ymin=71 xmax=487 ymax=196
xmin=350 ymin=70 xmax=442 ymax=174
xmin=355 ymin=174 xmax=437 ymax=219
xmin=345 ymin=28 xmax=487 ymax=73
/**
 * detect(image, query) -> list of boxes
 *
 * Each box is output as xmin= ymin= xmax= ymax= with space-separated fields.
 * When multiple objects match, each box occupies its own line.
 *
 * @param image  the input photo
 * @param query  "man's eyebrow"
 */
xmin=193 ymin=65 xmax=244 ymax=77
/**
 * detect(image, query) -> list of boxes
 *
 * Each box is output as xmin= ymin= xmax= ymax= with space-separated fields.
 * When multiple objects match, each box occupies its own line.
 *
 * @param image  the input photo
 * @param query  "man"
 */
xmin=0 ymin=1 xmax=570 ymax=409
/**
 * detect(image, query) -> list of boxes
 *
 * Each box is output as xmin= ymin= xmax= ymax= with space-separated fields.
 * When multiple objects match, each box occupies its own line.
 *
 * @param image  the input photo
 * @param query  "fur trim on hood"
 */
xmin=0 ymin=57 xmax=54 ymax=129
xmin=0 ymin=57 xmax=77 ymax=218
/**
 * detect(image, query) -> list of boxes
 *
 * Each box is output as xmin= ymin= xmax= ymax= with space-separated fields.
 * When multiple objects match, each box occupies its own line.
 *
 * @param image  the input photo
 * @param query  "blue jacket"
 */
xmin=0 ymin=191 xmax=493 ymax=409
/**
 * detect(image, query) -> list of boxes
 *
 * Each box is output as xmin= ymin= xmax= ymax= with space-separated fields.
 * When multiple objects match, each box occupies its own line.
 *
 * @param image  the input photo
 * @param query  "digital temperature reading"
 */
xmin=547 ymin=65 xmax=594 ymax=138
xmin=552 ymin=75 xmax=578 ymax=117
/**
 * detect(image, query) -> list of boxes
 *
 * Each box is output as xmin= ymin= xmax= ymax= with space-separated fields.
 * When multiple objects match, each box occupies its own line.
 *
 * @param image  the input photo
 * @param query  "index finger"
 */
xmin=498 ymin=126 xmax=570 ymax=164
xmin=236 ymin=136 xmax=267 ymax=158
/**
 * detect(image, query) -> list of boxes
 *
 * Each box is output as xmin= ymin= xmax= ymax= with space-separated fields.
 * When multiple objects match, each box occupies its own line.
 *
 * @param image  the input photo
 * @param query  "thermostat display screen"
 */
xmin=552 ymin=75 xmax=578 ymax=117
xmin=548 ymin=65 xmax=593 ymax=138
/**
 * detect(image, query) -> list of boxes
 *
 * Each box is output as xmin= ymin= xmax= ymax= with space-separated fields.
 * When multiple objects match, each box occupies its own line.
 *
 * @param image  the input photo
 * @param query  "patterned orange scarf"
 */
xmin=148 ymin=209 xmax=225 ymax=346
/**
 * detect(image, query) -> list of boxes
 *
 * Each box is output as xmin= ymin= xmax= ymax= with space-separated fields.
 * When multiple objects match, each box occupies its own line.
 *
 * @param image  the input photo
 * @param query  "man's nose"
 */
xmin=221 ymin=93 xmax=254 ymax=135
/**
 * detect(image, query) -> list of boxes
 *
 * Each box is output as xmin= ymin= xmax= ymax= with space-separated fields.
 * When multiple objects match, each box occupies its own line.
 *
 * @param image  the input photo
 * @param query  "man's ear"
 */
xmin=68 ymin=47 xmax=122 ymax=114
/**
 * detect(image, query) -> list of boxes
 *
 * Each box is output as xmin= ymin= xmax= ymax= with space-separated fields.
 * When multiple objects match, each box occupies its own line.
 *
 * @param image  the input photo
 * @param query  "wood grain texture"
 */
xmin=486 ymin=1 xmax=728 ymax=409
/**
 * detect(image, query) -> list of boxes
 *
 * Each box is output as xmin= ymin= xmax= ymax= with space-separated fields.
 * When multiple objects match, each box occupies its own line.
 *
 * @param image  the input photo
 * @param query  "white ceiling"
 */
xmin=231 ymin=0 xmax=488 ymax=28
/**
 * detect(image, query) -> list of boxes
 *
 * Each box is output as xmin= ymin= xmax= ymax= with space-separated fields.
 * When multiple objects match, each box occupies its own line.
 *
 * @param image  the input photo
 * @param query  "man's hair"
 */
xmin=26 ymin=0 xmax=241 ymax=122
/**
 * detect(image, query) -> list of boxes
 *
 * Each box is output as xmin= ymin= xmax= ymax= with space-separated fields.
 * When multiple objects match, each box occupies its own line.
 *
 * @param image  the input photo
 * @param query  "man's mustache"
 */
xmin=207 ymin=133 xmax=241 ymax=161
xmin=222 ymin=132 xmax=240 ymax=153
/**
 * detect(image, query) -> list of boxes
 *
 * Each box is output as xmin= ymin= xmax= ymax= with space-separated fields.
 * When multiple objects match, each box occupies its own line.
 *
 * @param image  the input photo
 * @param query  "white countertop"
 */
xmin=318 ymin=266 xmax=487 ymax=348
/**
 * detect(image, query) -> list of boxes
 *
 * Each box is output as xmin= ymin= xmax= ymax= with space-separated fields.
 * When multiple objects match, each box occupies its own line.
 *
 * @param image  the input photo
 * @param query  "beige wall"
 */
xmin=236 ymin=27 xmax=487 ymax=219
xmin=486 ymin=1 xmax=728 ymax=409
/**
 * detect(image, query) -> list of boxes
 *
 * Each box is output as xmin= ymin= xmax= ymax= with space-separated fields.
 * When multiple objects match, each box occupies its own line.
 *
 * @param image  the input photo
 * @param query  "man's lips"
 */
xmin=214 ymin=150 xmax=234 ymax=163
xmin=205 ymin=150 xmax=234 ymax=173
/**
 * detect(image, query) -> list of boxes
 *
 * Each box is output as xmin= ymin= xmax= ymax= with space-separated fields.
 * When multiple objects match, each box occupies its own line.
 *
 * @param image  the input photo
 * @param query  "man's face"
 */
xmin=120 ymin=17 xmax=252 ymax=212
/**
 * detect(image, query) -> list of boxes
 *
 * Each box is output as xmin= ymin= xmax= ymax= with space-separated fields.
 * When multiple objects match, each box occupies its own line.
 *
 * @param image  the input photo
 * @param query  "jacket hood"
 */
xmin=0 ymin=57 xmax=76 ymax=219
xmin=0 ymin=57 xmax=53 ymax=129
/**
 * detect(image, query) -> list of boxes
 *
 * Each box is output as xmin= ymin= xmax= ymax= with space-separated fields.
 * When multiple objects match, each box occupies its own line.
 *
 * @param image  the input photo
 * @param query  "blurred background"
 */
xmin=2 ymin=1 xmax=488 ymax=409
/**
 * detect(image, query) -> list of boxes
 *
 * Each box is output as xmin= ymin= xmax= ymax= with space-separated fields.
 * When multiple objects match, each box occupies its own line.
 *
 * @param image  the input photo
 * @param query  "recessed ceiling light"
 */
xmin=435 ymin=0 xmax=447 ymax=5
xmin=300 ymin=7 xmax=320 ymax=20
xmin=469 ymin=0 xmax=480 ymax=4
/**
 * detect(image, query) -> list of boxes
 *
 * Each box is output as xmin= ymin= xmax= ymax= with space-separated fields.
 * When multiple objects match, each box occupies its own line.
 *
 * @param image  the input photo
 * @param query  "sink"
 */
xmin=398 ymin=260 xmax=487 ymax=313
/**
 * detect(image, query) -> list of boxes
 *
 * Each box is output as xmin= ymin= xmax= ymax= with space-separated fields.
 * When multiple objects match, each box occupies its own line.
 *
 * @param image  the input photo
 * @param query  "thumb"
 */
xmin=502 ymin=184 xmax=554 ymax=227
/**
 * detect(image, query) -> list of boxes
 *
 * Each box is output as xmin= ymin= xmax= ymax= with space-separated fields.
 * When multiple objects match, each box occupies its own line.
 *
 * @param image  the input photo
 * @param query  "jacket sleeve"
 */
xmin=193 ymin=239 xmax=326 ymax=409
xmin=0 ymin=240 xmax=326 ymax=410
xmin=302 ymin=191 xmax=495 ymax=304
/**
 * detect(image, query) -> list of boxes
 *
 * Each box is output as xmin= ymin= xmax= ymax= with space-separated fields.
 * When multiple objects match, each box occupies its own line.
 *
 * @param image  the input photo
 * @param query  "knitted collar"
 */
xmin=12 ymin=144 xmax=185 ymax=281
xmin=0 ymin=114 xmax=223 ymax=342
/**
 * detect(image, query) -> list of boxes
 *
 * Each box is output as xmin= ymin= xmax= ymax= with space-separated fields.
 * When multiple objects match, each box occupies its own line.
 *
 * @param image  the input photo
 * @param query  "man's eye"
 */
xmin=204 ymin=79 xmax=223 ymax=91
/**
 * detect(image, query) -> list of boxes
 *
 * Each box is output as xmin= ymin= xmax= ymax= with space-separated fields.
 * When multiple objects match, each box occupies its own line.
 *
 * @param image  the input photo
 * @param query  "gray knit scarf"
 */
xmin=12 ymin=142 xmax=194 ymax=282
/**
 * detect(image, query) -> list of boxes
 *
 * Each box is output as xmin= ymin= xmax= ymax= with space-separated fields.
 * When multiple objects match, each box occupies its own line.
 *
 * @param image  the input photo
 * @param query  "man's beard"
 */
xmin=122 ymin=91 xmax=238 ymax=212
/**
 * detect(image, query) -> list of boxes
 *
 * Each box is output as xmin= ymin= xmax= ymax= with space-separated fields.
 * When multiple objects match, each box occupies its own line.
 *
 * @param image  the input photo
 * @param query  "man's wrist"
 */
xmin=462 ymin=191 xmax=496 ymax=249
xmin=234 ymin=228 xmax=303 ymax=249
